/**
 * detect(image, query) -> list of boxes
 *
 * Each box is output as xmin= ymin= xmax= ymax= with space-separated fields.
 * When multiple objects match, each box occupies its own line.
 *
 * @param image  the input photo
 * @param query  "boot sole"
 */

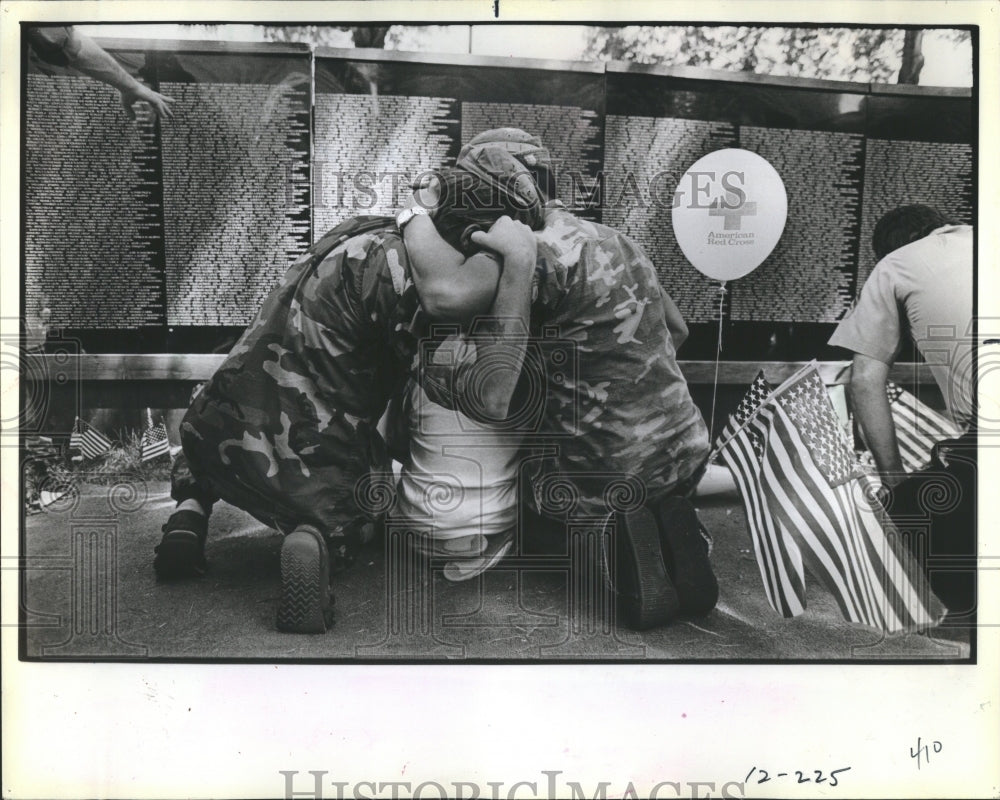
xmin=613 ymin=508 xmax=679 ymax=630
xmin=276 ymin=526 xmax=333 ymax=634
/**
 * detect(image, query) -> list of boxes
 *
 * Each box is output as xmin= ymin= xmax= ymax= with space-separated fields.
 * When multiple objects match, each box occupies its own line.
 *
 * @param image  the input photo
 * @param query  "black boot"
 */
xmin=153 ymin=509 xmax=209 ymax=579
xmin=652 ymin=496 xmax=719 ymax=616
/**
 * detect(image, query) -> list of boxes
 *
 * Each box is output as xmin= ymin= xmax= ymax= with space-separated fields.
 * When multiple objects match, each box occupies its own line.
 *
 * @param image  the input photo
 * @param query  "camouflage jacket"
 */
xmin=423 ymin=202 xmax=711 ymax=518
xmin=180 ymin=223 xmax=420 ymax=534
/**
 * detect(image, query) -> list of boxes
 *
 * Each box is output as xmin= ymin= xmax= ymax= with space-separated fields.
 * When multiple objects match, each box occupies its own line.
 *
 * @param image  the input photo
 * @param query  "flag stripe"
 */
xmin=772 ymin=373 xmax=944 ymax=631
xmin=852 ymin=474 xmax=944 ymax=623
xmin=720 ymin=428 xmax=806 ymax=617
xmin=830 ymin=481 xmax=899 ymax=629
xmin=763 ymin=446 xmax=869 ymax=623
xmin=720 ymin=366 xmax=945 ymax=633
xmin=71 ymin=418 xmax=112 ymax=460
xmin=141 ymin=422 xmax=170 ymax=462
xmin=745 ymin=416 xmax=809 ymax=613
xmin=721 ymin=435 xmax=787 ymax=613
xmin=768 ymin=400 xmax=894 ymax=628
xmin=761 ymin=404 xmax=876 ymax=623
xmin=717 ymin=370 xmax=808 ymax=619
xmin=776 ymin=402 xmax=905 ymax=629
xmin=895 ymin=433 xmax=930 ymax=473
xmin=887 ymin=384 xmax=962 ymax=473
xmin=852 ymin=493 xmax=929 ymax=628
xmin=894 ymin=390 xmax=959 ymax=437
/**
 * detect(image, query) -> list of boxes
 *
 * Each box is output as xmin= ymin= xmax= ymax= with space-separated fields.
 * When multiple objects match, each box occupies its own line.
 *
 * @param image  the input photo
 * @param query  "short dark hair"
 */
xmin=872 ymin=204 xmax=956 ymax=261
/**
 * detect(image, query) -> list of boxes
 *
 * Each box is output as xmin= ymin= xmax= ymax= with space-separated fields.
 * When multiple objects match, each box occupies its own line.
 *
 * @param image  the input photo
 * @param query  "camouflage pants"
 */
xmin=171 ymin=437 xmax=373 ymax=544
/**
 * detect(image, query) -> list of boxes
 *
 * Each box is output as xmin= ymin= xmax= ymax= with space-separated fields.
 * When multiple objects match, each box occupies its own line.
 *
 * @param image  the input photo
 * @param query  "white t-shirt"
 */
xmin=829 ymin=224 xmax=974 ymax=426
xmin=395 ymin=378 xmax=520 ymax=540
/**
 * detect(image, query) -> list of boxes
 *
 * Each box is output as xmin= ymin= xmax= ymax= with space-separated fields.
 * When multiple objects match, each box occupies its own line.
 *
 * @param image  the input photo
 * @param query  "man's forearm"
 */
xmin=70 ymin=33 xmax=145 ymax=95
xmin=414 ymin=215 xmax=537 ymax=420
xmin=402 ymin=214 xmax=500 ymax=322
xmin=457 ymin=266 xmax=533 ymax=422
xmin=849 ymin=356 xmax=905 ymax=483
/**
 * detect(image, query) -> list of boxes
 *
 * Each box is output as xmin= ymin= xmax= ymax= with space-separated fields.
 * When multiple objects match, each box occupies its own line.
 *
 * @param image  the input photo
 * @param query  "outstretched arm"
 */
xmin=848 ymin=353 xmax=905 ymax=487
xmin=32 ymin=28 xmax=176 ymax=121
xmin=72 ymin=33 xmax=176 ymax=121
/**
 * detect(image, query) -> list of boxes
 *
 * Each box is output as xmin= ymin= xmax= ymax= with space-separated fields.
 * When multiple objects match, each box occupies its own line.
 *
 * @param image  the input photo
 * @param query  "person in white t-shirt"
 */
xmin=829 ymin=204 xmax=975 ymax=618
xmin=829 ymin=204 xmax=973 ymax=488
xmin=394 ymin=366 xmax=522 ymax=581
xmin=391 ymin=164 xmax=539 ymax=580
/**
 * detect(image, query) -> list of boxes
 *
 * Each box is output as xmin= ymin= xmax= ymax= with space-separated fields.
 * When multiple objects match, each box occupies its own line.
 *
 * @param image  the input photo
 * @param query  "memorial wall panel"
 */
xmin=22 ymin=43 xmax=972 ymax=359
xmin=156 ymin=52 xmax=311 ymax=329
xmin=857 ymin=93 xmax=973 ymax=289
xmin=23 ymin=42 xmax=311 ymax=352
xmin=729 ymin=125 xmax=863 ymax=323
xmin=603 ymin=114 xmax=737 ymax=323
xmin=25 ymin=50 xmax=165 ymax=335
xmin=604 ymin=70 xmax=878 ymax=359
xmin=314 ymin=54 xmax=605 ymax=235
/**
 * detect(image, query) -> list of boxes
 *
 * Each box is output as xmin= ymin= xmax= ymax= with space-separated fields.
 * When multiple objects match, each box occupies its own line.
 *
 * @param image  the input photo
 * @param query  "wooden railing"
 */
xmin=34 ymin=355 xmax=938 ymax=385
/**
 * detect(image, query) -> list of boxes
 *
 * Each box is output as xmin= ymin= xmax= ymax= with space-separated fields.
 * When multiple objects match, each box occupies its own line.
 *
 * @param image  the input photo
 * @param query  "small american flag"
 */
xmin=719 ymin=365 xmax=946 ymax=632
xmin=884 ymin=381 xmax=962 ymax=472
xmin=140 ymin=418 xmax=170 ymax=462
xmin=69 ymin=417 xmax=111 ymax=460
xmin=716 ymin=371 xmax=807 ymax=618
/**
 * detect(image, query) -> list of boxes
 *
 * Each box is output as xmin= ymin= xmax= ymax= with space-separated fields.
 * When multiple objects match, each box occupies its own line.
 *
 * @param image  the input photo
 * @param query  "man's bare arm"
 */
xmin=402 ymin=213 xmax=502 ymax=323
xmin=67 ymin=31 xmax=176 ymax=120
xmin=660 ymin=288 xmax=689 ymax=350
xmin=848 ymin=353 xmax=905 ymax=486
xmin=459 ymin=218 xmax=537 ymax=421
xmin=417 ymin=217 xmax=537 ymax=421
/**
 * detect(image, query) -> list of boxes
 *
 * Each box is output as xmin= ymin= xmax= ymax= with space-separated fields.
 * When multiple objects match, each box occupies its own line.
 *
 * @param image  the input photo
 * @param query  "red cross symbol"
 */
xmin=709 ymin=197 xmax=758 ymax=230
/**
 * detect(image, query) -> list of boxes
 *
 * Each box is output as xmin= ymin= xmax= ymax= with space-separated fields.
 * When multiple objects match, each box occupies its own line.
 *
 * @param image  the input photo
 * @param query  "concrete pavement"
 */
xmin=21 ymin=480 xmax=970 ymax=661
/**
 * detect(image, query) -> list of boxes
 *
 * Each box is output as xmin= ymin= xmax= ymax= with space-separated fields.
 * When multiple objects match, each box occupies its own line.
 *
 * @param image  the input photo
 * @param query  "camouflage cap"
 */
xmin=458 ymin=127 xmax=553 ymax=170
xmin=452 ymin=146 xmax=545 ymax=230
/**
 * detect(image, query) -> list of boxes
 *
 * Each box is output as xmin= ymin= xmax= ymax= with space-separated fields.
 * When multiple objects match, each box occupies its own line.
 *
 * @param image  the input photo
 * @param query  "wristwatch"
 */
xmin=395 ymin=205 xmax=430 ymax=232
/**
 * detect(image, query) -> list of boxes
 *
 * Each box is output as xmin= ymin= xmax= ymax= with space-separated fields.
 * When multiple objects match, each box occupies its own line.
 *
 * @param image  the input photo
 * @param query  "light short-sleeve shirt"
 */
xmin=829 ymin=224 xmax=973 ymax=426
xmin=396 ymin=376 xmax=519 ymax=540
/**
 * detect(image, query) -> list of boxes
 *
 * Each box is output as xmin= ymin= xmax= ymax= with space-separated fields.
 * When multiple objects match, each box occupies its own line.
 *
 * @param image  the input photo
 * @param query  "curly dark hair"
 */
xmin=872 ymin=205 xmax=957 ymax=261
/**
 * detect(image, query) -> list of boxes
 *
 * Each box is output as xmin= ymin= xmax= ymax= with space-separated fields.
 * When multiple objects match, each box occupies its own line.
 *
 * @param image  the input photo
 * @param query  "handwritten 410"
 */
xmin=911 ymin=737 xmax=943 ymax=769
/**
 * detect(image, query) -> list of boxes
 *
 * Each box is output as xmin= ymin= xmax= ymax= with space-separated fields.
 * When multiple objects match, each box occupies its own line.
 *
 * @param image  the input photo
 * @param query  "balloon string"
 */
xmin=708 ymin=280 xmax=727 ymax=449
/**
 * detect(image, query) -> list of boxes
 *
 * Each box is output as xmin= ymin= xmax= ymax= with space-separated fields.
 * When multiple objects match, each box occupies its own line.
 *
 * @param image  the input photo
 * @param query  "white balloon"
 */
xmin=671 ymin=148 xmax=788 ymax=282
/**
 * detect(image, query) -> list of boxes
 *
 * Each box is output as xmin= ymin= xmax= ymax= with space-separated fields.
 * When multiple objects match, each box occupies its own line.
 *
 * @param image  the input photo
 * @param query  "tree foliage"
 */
xmin=583 ymin=26 xmax=969 ymax=83
xmin=259 ymin=26 xmax=389 ymax=48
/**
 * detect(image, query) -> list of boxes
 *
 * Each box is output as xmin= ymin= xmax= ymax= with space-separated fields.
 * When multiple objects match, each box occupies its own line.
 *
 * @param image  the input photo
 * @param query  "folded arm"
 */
xmin=401 ymin=213 xmax=502 ymax=323
xmin=418 ymin=217 xmax=537 ymax=422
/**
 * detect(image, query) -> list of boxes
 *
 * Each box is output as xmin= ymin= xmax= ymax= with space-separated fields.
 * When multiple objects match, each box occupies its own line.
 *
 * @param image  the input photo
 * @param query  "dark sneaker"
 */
xmin=653 ymin=496 xmax=718 ymax=616
xmin=607 ymin=508 xmax=680 ymax=630
xmin=276 ymin=525 xmax=334 ymax=634
xmin=153 ymin=510 xmax=208 ymax=579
